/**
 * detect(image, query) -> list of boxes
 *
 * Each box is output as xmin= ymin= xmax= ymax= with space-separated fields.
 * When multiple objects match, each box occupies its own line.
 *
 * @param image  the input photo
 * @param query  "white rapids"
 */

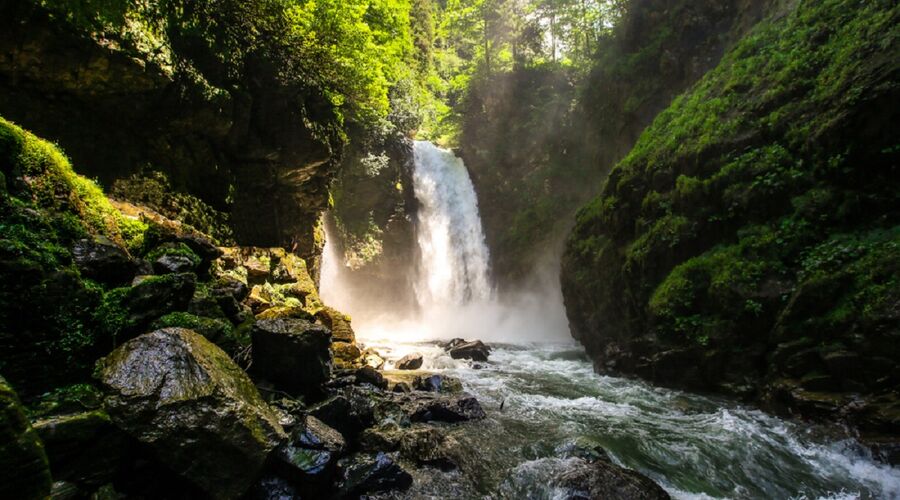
xmin=319 ymin=140 xmax=900 ymax=498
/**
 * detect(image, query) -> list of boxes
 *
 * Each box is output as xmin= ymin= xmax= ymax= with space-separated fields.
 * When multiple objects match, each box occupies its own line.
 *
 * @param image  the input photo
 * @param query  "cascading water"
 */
xmin=412 ymin=140 xmax=493 ymax=307
xmin=319 ymin=143 xmax=900 ymax=499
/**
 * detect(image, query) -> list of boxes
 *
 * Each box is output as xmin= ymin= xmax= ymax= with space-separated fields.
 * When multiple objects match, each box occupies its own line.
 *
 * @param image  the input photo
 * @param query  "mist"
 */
xmin=321 ymin=141 xmax=571 ymax=345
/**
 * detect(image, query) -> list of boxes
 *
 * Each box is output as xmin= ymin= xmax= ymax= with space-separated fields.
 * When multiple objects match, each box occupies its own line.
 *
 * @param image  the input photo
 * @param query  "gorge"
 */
xmin=1 ymin=0 xmax=898 ymax=499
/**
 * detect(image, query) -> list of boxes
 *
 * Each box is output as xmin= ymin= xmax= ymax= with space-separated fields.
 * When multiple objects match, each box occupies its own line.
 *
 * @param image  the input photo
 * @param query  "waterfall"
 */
xmin=412 ymin=141 xmax=493 ymax=308
xmin=321 ymin=140 xmax=568 ymax=342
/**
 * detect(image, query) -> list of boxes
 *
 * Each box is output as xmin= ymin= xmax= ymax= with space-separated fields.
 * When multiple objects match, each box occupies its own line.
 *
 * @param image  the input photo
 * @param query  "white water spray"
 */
xmin=321 ymin=140 xmax=569 ymax=342
xmin=412 ymin=141 xmax=493 ymax=307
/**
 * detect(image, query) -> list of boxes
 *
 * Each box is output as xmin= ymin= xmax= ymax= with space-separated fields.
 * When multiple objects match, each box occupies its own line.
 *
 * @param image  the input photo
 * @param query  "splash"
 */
xmin=321 ymin=140 xmax=569 ymax=343
xmin=412 ymin=140 xmax=493 ymax=306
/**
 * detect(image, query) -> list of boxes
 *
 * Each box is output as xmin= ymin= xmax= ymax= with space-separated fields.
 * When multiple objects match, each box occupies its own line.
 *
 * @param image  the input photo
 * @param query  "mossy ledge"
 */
xmin=561 ymin=0 xmax=899 ymax=436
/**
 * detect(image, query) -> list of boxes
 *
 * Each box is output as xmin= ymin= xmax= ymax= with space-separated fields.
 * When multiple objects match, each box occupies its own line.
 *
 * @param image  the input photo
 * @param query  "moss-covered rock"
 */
xmin=0 ymin=117 xmax=150 ymax=396
xmin=96 ymin=328 xmax=287 ymax=499
xmin=0 ymin=375 xmax=52 ymax=500
xmin=561 ymin=0 xmax=900 ymax=432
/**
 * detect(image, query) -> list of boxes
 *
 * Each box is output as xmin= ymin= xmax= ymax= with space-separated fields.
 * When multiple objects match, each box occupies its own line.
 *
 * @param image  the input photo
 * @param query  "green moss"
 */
xmin=565 ymin=0 xmax=899 ymax=400
xmin=29 ymin=383 xmax=103 ymax=418
xmin=146 ymin=242 xmax=201 ymax=266
xmin=153 ymin=312 xmax=233 ymax=341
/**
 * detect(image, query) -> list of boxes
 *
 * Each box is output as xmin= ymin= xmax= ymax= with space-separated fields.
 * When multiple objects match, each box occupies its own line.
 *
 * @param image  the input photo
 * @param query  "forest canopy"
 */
xmin=33 ymin=0 xmax=624 ymax=140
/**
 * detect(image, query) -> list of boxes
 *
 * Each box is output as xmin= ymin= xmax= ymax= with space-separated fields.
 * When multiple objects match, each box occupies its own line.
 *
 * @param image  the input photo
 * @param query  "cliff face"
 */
xmin=327 ymin=129 xmax=419 ymax=314
xmin=459 ymin=0 xmax=769 ymax=290
xmin=562 ymin=0 xmax=899 ymax=435
xmin=0 ymin=3 xmax=340 ymax=267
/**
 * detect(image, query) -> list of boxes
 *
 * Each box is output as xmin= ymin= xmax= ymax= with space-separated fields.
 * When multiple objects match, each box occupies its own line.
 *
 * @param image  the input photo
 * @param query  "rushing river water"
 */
xmin=322 ymin=140 xmax=900 ymax=499
xmin=362 ymin=338 xmax=900 ymax=500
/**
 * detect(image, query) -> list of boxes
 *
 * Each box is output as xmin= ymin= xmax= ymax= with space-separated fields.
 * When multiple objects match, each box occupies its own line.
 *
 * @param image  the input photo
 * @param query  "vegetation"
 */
xmin=563 ymin=0 xmax=899 ymax=422
xmin=0 ymin=117 xmax=151 ymax=395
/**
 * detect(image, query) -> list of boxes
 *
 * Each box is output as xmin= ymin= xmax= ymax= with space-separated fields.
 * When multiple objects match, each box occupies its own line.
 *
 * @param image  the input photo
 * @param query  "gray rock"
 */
xmin=448 ymin=340 xmax=491 ymax=362
xmin=555 ymin=457 xmax=670 ymax=500
xmin=408 ymin=393 xmax=486 ymax=423
xmin=413 ymin=374 xmax=463 ymax=394
xmin=72 ymin=236 xmax=138 ymax=285
xmin=396 ymin=353 xmax=424 ymax=370
xmin=97 ymin=328 xmax=286 ymax=499
xmin=309 ymin=387 xmax=377 ymax=442
xmin=274 ymin=415 xmax=346 ymax=484
xmin=153 ymin=253 xmax=197 ymax=274
xmin=355 ymin=366 xmax=388 ymax=389
xmin=337 ymin=452 xmax=412 ymax=497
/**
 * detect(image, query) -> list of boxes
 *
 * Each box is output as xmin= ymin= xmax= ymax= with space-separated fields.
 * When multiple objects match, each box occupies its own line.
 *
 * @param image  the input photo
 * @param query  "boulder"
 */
xmin=153 ymin=253 xmax=197 ymax=274
xmin=0 ymin=376 xmax=52 ymax=500
xmin=122 ymin=272 xmax=196 ymax=331
xmin=333 ymin=342 xmax=362 ymax=365
xmin=355 ymin=366 xmax=388 ymax=389
xmin=396 ymin=353 xmax=424 ymax=370
xmin=315 ymin=307 xmax=356 ymax=343
xmin=398 ymin=426 xmax=460 ymax=470
xmin=413 ymin=374 xmax=463 ymax=394
xmin=437 ymin=338 xmax=467 ymax=349
xmin=554 ymin=457 xmax=670 ymax=500
xmin=408 ymin=393 xmax=486 ymax=423
xmin=337 ymin=452 xmax=413 ymax=497
xmin=255 ymin=306 xmax=314 ymax=321
xmin=251 ymin=319 xmax=332 ymax=398
xmin=273 ymin=415 xmax=346 ymax=485
xmin=309 ymin=388 xmax=377 ymax=442
xmin=72 ymin=236 xmax=138 ymax=285
xmin=392 ymin=382 xmax=412 ymax=393
xmin=361 ymin=348 xmax=386 ymax=370
xmin=96 ymin=328 xmax=287 ymax=499
xmin=247 ymin=476 xmax=301 ymax=500
xmin=32 ymin=410 xmax=129 ymax=489
xmin=448 ymin=340 xmax=491 ymax=362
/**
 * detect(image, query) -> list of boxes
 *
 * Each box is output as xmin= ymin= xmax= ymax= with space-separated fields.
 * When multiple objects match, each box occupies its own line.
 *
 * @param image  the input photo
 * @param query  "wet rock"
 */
xmin=122 ymin=272 xmax=196 ymax=331
xmin=0 ymin=376 xmax=52 ymax=500
xmin=362 ymin=348 xmax=386 ymax=370
xmin=153 ymin=253 xmax=197 ymax=274
xmin=315 ymin=307 xmax=356 ymax=344
xmin=413 ymin=374 xmax=463 ymax=394
xmin=274 ymin=415 xmax=346 ymax=485
xmin=255 ymin=306 xmax=314 ymax=321
xmin=246 ymin=285 xmax=273 ymax=314
xmin=392 ymin=382 xmax=412 ymax=393
xmin=251 ymin=319 xmax=332 ymax=398
xmin=33 ymin=410 xmax=129 ymax=488
xmin=398 ymin=427 xmax=460 ymax=470
xmin=72 ymin=236 xmax=138 ymax=285
xmin=214 ymin=277 xmax=250 ymax=302
xmin=448 ymin=340 xmax=491 ymax=362
xmin=333 ymin=342 xmax=362 ymax=365
xmin=309 ymin=388 xmax=377 ymax=442
xmin=337 ymin=452 xmax=413 ymax=497
xmin=437 ymin=338 xmax=467 ymax=349
xmin=356 ymin=366 xmax=388 ymax=389
xmin=97 ymin=328 xmax=286 ymax=499
xmin=408 ymin=393 xmax=486 ymax=423
xmin=247 ymin=476 xmax=300 ymax=500
xmin=555 ymin=457 xmax=670 ymax=500
xmin=396 ymin=353 xmax=424 ymax=370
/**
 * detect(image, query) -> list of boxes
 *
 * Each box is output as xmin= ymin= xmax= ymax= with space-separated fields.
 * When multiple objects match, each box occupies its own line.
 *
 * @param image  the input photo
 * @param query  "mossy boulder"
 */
xmin=0 ymin=117 xmax=151 ymax=396
xmin=0 ymin=375 xmax=52 ymax=500
xmin=96 ymin=328 xmax=287 ymax=499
